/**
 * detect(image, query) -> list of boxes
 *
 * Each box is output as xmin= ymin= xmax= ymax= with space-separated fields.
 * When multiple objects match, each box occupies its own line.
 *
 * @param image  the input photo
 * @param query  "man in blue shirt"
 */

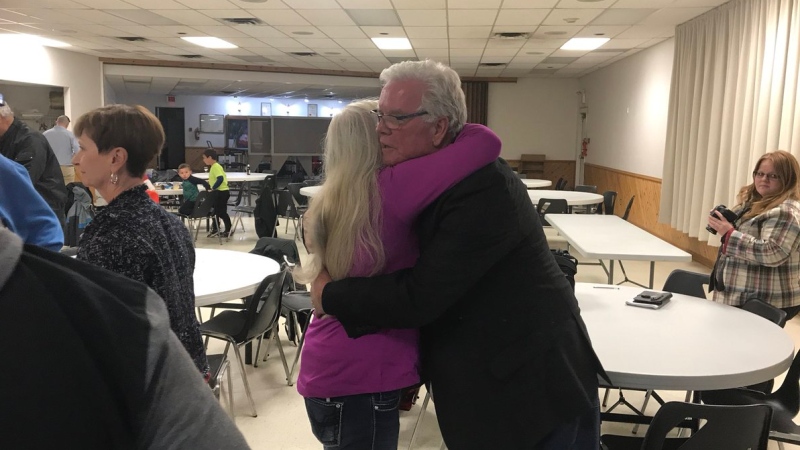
xmin=0 ymin=153 xmax=63 ymax=251
xmin=43 ymin=115 xmax=79 ymax=185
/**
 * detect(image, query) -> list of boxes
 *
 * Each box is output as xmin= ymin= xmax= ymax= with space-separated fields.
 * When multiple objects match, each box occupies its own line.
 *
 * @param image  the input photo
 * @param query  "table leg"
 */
xmin=608 ymin=260 xmax=615 ymax=284
xmin=648 ymin=261 xmax=655 ymax=289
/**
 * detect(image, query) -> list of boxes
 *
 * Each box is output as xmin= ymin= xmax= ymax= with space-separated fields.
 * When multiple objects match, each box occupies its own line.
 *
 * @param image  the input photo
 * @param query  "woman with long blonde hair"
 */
xmin=709 ymin=150 xmax=800 ymax=318
xmin=296 ymin=99 xmax=500 ymax=449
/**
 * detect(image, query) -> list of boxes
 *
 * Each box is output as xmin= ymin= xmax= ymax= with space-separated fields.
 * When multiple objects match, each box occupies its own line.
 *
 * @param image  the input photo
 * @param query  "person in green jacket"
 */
xmin=177 ymin=163 xmax=211 ymax=216
xmin=202 ymin=150 xmax=231 ymax=237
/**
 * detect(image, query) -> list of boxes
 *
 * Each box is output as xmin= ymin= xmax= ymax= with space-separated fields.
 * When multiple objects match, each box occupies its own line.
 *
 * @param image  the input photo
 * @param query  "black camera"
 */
xmin=706 ymin=205 xmax=738 ymax=234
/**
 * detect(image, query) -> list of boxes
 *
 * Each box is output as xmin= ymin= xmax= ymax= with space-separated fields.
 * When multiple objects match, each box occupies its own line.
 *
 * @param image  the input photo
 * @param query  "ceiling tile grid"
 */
xmin=0 ymin=0 xmax=718 ymax=96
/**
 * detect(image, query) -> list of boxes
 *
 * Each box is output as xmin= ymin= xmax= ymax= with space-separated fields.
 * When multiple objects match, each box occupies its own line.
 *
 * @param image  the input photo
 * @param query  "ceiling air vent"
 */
xmin=221 ymin=17 xmax=265 ymax=25
xmin=479 ymin=62 xmax=507 ymax=67
xmin=289 ymin=52 xmax=318 ymax=57
xmin=492 ymin=32 xmax=530 ymax=40
xmin=117 ymin=36 xmax=148 ymax=42
xmin=178 ymin=54 xmax=203 ymax=59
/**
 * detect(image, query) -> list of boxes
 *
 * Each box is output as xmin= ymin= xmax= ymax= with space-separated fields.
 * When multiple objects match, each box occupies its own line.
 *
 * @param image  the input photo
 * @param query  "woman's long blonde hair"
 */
xmin=294 ymin=100 xmax=385 ymax=283
xmin=737 ymin=150 xmax=800 ymax=221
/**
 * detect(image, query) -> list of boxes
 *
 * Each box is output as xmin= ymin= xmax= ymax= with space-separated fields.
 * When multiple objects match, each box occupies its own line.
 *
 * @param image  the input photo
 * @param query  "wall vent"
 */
xmin=117 ymin=36 xmax=148 ymax=42
xmin=492 ymin=32 xmax=530 ymax=40
xmin=221 ymin=18 xmax=264 ymax=25
xmin=289 ymin=52 xmax=318 ymax=57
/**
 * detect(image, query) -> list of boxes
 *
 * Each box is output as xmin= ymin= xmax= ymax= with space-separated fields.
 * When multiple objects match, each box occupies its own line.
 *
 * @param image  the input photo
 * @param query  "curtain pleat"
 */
xmin=461 ymin=81 xmax=488 ymax=125
xmin=660 ymin=0 xmax=800 ymax=244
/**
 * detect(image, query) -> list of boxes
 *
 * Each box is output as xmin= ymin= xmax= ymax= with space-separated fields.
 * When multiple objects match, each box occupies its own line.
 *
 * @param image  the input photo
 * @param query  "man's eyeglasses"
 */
xmin=371 ymin=109 xmax=428 ymax=129
xmin=753 ymin=171 xmax=781 ymax=181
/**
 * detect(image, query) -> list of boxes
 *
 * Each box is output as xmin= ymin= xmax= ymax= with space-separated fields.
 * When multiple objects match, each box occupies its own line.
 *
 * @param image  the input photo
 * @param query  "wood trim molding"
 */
xmin=100 ymin=58 xmax=518 ymax=83
xmin=584 ymin=163 xmax=662 ymax=183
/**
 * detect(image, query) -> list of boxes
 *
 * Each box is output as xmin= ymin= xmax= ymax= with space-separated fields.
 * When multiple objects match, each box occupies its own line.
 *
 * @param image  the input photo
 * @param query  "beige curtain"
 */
xmin=462 ymin=81 xmax=488 ymax=125
xmin=660 ymin=0 xmax=800 ymax=244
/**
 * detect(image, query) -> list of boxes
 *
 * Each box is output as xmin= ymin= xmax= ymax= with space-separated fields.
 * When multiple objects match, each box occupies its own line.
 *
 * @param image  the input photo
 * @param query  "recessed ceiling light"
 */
xmin=0 ymin=34 xmax=70 ymax=48
xmin=560 ymin=37 xmax=609 ymax=51
xmin=180 ymin=36 xmax=237 ymax=49
xmin=564 ymin=18 xmax=579 ymax=24
xmin=371 ymin=37 xmax=412 ymax=50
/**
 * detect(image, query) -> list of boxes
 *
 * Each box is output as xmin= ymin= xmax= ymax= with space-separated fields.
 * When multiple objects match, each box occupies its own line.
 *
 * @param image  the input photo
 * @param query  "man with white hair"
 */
xmin=43 ymin=114 xmax=79 ymax=185
xmin=0 ymin=95 xmax=67 ymax=230
xmin=312 ymin=60 xmax=606 ymax=449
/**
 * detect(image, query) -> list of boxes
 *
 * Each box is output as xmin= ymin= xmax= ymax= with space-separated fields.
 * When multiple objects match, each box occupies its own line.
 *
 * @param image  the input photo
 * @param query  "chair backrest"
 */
xmin=742 ymin=298 xmax=788 ymax=327
xmin=188 ymin=190 xmax=218 ymax=219
xmin=275 ymin=190 xmax=299 ymax=218
xmin=229 ymin=185 xmax=245 ymax=206
xmin=536 ymin=198 xmax=569 ymax=215
xmin=772 ymin=344 xmax=800 ymax=410
xmin=574 ymin=184 xmax=597 ymax=193
xmin=597 ymin=190 xmax=617 ymax=215
xmin=621 ymin=195 xmax=635 ymax=220
xmin=662 ymin=269 xmax=708 ymax=298
xmin=555 ymin=177 xmax=567 ymax=190
xmin=640 ymin=401 xmax=772 ymax=450
xmin=287 ymin=183 xmax=308 ymax=207
xmin=302 ymin=179 xmax=320 ymax=187
xmin=237 ymin=271 xmax=287 ymax=343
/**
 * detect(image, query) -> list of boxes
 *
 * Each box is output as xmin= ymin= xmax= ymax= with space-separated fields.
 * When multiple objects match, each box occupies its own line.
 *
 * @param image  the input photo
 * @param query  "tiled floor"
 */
xmin=196 ymin=216 xmax=800 ymax=449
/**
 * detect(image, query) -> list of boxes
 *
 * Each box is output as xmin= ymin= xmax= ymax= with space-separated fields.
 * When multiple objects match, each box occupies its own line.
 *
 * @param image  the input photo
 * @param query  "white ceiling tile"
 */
xmin=450 ymin=48 xmax=483 ymax=57
xmin=448 ymin=10 xmax=498 ymax=26
xmin=409 ymin=38 xmax=447 ymax=48
xmin=640 ymin=7 xmax=711 ymax=26
xmin=639 ymin=36 xmax=668 ymax=47
xmin=398 ymin=10 xmax=446 ymax=27
xmin=345 ymin=47 xmax=383 ymax=56
xmin=297 ymin=10 xmax=355 ymax=27
xmin=113 ymin=25 xmax=172 ymax=37
xmin=337 ymin=0 xmax=393 ymax=8
xmin=392 ymin=0 xmax=446 ymax=9
xmin=482 ymin=48 xmax=521 ymax=56
xmin=574 ymin=25 xmax=629 ymax=38
xmin=591 ymin=8 xmax=657 ymax=26
xmin=198 ymin=10 xmax=254 ymax=19
xmin=283 ymin=0 xmax=340 ymax=8
xmin=612 ymin=0 xmax=674 ymax=7
xmin=345 ymin=9 xmax=401 ymax=26
xmin=0 ymin=0 xmax=85 ymax=7
xmin=122 ymin=0 xmax=186 ymax=9
xmin=404 ymin=27 xmax=447 ymax=38
xmin=449 ymin=0 xmax=501 ymax=8
xmin=190 ymin=26 xmax=249 ymax=38
xmin=5 ymin=9 xmax=79 ymax=24
xmin=532 ymin=25 xmax=580 ymax=38
xmin=495 ymin=9 xmax=548 ymax=26
xmin=448 ymin=26 xmax=491 ymax=38
xmin=294 ymin=37 xmax=340 ymax=48
xmin=318 ymin=26 xmax=366 ymax=38
xmin=511 ymin=55 xmax=549 ymax=63
xmin=154 ymin=10 xmax=221 ymax=26
xmin=147 ymin=25 xmax=203 ymax=36
xmin=602 ymin=38 xmax=647 ymax=49
xmin=333 ymin=37 xmax=376 ymax=48
xmin=536 ymin=62 xmax=566 ymax=68
xmin=230 ymin=0 xmax=289 ymax=8
xmin=485 ymin=39 xmax=525 ymax=49
xmin=260 ymin=37 xmax=303 ymax=48
xmin=543 ymin=8 xmax=603 ymax=26
xmin=449 ymin=38 xmax=487 ymax=49
xmin=548 ymin=48 xmax=589 ymax=57
xmin=380 ymin=49 xmax=416 ymax=57
xmin=60 ymin=9 xmax=139 ymax=26
xmin=250 ymin=10 xmax=311 ymax=26
xmin=274 ymin=26 xmax=324 ymax=37
xmin=575 ymin=51 xmax=623 ymax=61
xmin=236 ymin=25 xmax=288 ymax=38
xmin=174 ymin=0 xmax=239 ymax=8
xmin=556 ymin=0 xmax=615 ymax=8
xmin=225 ymin=37 xmax=271 ymax=47
xmin=414 ymin=48 xmax=449 ymax=57
xmin=249 ymin=46 xmax=288 ymax=56
xmin=616 ymin=25 xmax=674 ymax=39
xmin=74 ymin=0 xmax=136 ymax=8
xmin=359 ymin=26 xmax=406 ymax=38
xmin=503 ymin=0 xmax=557 ymax=7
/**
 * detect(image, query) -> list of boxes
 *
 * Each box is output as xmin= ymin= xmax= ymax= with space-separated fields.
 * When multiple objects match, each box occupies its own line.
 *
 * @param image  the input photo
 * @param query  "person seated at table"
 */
xmin=0 ymin=153 xmax=64 ymax=251
xmin=71 ymin=104 xmax=210 ymax=379
xmin=293 ymin=99 xmax=501 ymax=449
xmin=708 ymin=150 xmax=800 ymax=319
xmin=202 ymin=149 xmax=231 ymax=238
xmin=177 ymin=163 xmax=211 ymax=216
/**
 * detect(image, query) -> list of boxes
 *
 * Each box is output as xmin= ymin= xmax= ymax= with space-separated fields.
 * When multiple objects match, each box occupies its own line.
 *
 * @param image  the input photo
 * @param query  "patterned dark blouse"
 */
xmin=77 ymin=184 xmax=209 ymax=377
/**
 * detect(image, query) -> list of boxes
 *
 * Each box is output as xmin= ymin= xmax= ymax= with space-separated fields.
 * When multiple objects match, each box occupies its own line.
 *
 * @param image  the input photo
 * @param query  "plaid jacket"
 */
xmin=713 ymin=199 xmax=800 ymax=308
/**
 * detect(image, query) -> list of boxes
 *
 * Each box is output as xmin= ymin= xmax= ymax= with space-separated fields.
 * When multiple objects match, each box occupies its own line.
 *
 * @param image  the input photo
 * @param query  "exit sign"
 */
xmin=166 ymin=95 xmax=176 ymax=104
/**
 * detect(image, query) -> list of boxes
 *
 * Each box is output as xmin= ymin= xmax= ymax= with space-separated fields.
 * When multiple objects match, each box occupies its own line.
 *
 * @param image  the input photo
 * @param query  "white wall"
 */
xmin=579 ymin=39 xmax=675 ymax=178
xmin=488 ymin=77 xmax=582 ymax=161
xmin=0 ymin=46 xmax=102 ymax=123
xmin=114 ymin=92 xmax=348 ymax=148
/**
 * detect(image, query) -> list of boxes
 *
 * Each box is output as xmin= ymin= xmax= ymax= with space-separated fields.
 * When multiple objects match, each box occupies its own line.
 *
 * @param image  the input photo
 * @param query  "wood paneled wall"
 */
xmin=584 ymin=164 xmax=717 ymax=267
xmin=544 ymin=160 xmax=575 ymax=190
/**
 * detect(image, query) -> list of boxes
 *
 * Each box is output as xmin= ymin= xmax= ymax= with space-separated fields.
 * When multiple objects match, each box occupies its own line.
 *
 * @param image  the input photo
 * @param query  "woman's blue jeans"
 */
xmin=304 ymin=389 xmax=401 ymax=450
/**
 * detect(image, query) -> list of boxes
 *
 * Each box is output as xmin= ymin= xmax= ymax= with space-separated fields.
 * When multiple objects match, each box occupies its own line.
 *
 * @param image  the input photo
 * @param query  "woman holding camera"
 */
xmin=708 ymin=150 xmax=800 ymax=318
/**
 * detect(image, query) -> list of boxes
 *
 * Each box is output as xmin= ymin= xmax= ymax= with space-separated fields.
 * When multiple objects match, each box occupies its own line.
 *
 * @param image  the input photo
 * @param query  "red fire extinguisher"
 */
xmin=581 ymin=138 xmax=590 ymax=159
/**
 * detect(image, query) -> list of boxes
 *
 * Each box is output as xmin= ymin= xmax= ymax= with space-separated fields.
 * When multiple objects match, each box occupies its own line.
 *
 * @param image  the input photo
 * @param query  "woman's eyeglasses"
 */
xmin=371 ymin=109 xmax=428 ymax=130
xmin=753 ymin=171 xmax=781 ymax=181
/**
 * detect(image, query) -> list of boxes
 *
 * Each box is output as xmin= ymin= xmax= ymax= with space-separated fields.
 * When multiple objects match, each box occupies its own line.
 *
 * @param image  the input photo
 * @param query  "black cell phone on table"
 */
xmin=626 ymin=290 xmax=673 ymax=309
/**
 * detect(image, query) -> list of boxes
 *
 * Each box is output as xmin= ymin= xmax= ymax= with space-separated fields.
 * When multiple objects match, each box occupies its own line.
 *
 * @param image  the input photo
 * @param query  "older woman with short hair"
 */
xmin=72 ymin=104 xmax=209 ymax=378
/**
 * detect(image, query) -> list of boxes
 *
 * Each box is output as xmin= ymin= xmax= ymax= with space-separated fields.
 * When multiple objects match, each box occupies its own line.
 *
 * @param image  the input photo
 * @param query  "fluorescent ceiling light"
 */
xmin=560 ymin=37 xmax=609 ymax=51
xmin=181 ymin=36 xmax=237 ymax=49
xmin=0 ymin=34 xmax=70 ymax=48
xmin=371 ymin=37 xmax=412 ymax=50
